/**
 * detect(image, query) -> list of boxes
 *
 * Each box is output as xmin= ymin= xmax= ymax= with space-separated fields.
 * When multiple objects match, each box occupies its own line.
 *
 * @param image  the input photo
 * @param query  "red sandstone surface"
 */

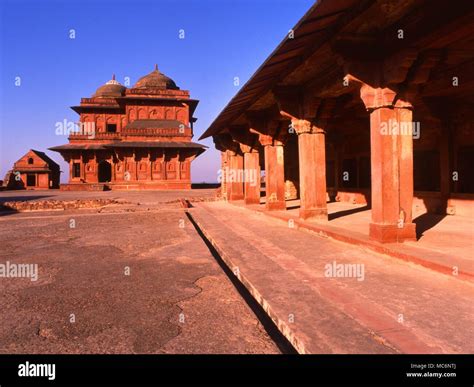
xmin=0 ymin=190 xmax=280 ymax=354
xmin=190 ymin=201 xmax=474 ymax=354
xmin=0 ymin=190 xmax=472 ymax=354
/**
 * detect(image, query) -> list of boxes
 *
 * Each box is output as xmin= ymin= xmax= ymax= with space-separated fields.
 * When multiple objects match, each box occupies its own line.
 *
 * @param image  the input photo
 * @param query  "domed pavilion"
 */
xmin=50 ymin=65 xmax=206 ymax=190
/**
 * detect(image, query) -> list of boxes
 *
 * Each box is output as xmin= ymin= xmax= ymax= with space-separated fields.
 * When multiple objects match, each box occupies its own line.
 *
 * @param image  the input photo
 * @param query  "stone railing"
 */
xmin=80 ymin=97 xmax=119 ymax=105
xmin=122 ymin=128 xmax=190 ymax=136
xmin=68 ymin=132 xmax=122 ymax=140
xmin=126 ymin=89 xmax=189 ymax=97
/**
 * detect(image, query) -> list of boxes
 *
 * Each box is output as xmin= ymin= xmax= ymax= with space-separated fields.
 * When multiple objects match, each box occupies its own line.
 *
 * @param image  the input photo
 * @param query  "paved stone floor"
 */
xmin=285 ymin=199 xmax=473 ymax=261
xmin=255 ymin=198 xmax=474 ymax=277
xmin=190 ymin=201 xmax=474 ymax=354
xmin=0 ymin=190 xmax=281 ymax=354
xmin=1 ymin=190 xmax=472 ymax=354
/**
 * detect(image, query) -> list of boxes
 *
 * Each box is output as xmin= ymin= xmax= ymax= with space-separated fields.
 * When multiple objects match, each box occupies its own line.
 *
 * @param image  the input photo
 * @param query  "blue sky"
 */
xmin=0 ymin=0 xmax=314 ymax=183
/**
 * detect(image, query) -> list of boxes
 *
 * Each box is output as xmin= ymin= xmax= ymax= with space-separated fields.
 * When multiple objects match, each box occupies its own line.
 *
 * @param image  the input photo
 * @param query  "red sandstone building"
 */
xmin=3 ymin=149 xmax=60 ymax=190
xmin=50 ymin=66 xmax=206 ymax=190
xmin=201 ymin=0 xmax=474 ymax=243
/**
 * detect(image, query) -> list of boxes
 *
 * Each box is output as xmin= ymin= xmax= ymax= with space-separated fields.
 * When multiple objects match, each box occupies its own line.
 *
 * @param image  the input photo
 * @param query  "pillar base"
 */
xmin=244 ymin=197 xmax=260 ymax=205
xmin=229 ymin=194 xmax=244 ymax=201
xmin=265 ymin=201 xmax=286 ymax=211
xmin=299 ymin=207 xmax=328 ymax=221
xmin=369 ymin=222 xmax=417 ymax=243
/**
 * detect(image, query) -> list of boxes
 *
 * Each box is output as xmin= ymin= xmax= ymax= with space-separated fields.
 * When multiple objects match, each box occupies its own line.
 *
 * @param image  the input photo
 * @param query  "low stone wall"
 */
xmin=0 ymin=199 xmax=123 ymax=212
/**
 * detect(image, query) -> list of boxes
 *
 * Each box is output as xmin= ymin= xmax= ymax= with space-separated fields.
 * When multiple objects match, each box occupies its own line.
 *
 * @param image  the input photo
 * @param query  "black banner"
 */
xmin=0 ymin=354 xmax=472 ymax=386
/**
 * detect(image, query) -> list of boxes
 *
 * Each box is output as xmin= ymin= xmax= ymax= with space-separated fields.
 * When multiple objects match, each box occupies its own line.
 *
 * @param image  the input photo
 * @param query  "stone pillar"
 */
xmin=292 ymin=119 xmax=328 ymax=220
xmin=112 ymin=160 xmax=116 ymax=182
xmin=161 ymin=153 xmax=167 ymax=181
xmin=439 ymin=125 xmax=451 ymax=200
xmin=177 ymin=151 xmax=181 ymax=181
xmin=80 ymin=154 xmax=85 ymax=181
xmin=228 ymin=151 xmax=244 ymax=201
xmin=220 ymin=151 xmax=229 ymax=200
xmin=132 ymin=150 xmax=138 ymax=181
xmin=360 ymin=86 xmax=416 ymax=243
xmin=396 ymin=103 xmax=414 ymax=229
xmin=334 ymin=143 xmax=342 ymax=193
xmin=92 ymin=152 xmax=98 ymax=183
xmin=69 ymin=159 xmax=73 ymax=183
xmin=261 ymin=135 xmax=286 ymax=211
xmin=241 ymin=145 xmax=261 ymax=205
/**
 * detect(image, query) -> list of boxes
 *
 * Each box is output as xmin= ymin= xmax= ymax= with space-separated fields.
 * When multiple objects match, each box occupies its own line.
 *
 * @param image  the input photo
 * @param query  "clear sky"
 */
xmin=0 ymin=0 xmax=314 ymax=183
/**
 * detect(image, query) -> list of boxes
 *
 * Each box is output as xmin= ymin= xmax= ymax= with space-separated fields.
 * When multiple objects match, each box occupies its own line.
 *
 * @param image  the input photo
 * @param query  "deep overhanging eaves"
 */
xmin=199 ymin=0 xmax=359 ymax=140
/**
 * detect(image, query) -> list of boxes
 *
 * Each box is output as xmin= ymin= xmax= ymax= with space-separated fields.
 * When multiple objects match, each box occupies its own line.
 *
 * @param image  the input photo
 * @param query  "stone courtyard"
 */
xmin=0 ymin=189 xmax=285 ymax=354
xmin=0 ymin=189 xmax=472 ymax=354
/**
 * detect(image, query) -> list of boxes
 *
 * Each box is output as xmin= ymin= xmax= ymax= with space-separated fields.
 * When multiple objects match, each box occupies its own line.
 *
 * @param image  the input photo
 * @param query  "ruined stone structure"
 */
xmin=201 ymin=0 xmax=474 ymax=243
xmin=3 ymin=149 xmax=60 ymax=190
xmin=50 ymin=66 xmax=206 ymax=190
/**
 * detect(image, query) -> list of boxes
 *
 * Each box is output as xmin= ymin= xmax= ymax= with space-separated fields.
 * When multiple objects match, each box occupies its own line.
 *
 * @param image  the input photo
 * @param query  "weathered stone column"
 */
xmin=133 ymin=150 xmax=138 ymax=181
xmin=241 ymin=144 xmax=261 ymax=205
xmin=112 ymin=159 xmax=116 ymax=182
xmin=149 ymin=157 xmax=153 ymax=181
xmin=259 ymin=134 xmax=286 ymax=211
xmin=292 ymin=118 xmax=328 ymax=220
xmin=80 ymin=154 xmax=85 ymax=181
xmin=220 ymin=151 xmax=229 ymax=200
xmin=228 ymin=151 xmax=244 ymax=201
xmin=177 ymin=153 xmax=181 ymax=181
xmin=360 ymin=85 xmax=416 ymax=243
xmin=439 ymin=124 xmax=452 ymax=207
xmin=334 ymin=143 xmax=343 ymax=193
xmin=396 ymin=101 xmax=414 ymax=230
xmin=68 ymin=159 xmax=73 ymax=183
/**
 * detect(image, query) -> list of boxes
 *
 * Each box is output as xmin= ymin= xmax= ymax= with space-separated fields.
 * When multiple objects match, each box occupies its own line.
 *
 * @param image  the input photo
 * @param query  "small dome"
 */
xmin=133 ymin=65 xmax=178 ymax=90
xmin=93 ymin=75 xmax=126 ymax=98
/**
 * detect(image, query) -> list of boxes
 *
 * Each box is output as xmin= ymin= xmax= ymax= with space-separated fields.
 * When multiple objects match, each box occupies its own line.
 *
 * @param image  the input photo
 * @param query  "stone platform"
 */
xmin=189 ymin=201 xmax=474 ymax=354
xmin=239 ymin=198 xmax=474 ymax=282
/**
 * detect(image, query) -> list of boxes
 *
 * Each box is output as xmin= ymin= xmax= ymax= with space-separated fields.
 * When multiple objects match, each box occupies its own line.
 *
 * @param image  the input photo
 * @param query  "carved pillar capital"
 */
xmin=360 ymin=85 xmax=397 ymax=110
xmin=394 ymin=99 xmax=413 ymax=110
xmin=255 ymin=132 xmax=275 ymax=147
xmin=290 ymin=118 xmax=326 ymax=135
xmin=239 ymin=143 xmax=259 ymax=154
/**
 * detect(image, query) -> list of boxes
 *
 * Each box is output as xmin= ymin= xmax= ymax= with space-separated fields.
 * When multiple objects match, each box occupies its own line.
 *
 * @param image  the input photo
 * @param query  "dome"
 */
xmin=133 ymin=65 xmax=179 ymax=90
xmin=93 ymin=75 xmax=126 ymax=98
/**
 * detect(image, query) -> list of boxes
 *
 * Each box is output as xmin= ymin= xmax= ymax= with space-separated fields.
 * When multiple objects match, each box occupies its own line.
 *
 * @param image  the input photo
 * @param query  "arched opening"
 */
xmin=98 ymin=161 xmax=112 ymax=183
